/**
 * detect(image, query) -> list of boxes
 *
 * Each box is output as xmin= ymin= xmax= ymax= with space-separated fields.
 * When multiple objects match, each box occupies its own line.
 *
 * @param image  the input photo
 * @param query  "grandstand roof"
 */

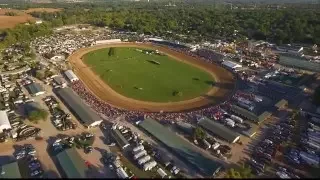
xmin=139 ymin=118 xmax=222 ymax=177
xmin=198 ymin=117 xmax=240 ymax=143
xmin=111 ymin=129 xmax=130 ymax=149
xmin=56 ymin=148 xmax=88 ymax=178
xmin=56 ymin=88 xmax=102 ymax=128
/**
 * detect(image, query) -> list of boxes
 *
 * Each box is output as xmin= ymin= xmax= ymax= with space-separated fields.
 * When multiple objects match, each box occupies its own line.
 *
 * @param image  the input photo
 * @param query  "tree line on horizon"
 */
xmin=0 ymin=4 xmax=319 ymax=49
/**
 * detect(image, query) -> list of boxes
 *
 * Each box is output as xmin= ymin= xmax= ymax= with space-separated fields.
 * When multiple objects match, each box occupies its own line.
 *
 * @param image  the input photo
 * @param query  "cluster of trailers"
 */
xmin=132 ymin=144 xmax=158 ymax=171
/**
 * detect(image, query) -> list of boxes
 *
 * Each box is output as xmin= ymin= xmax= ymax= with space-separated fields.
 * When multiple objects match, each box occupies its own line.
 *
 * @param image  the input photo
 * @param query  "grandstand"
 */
xmin=55 ymin=88 xmax=102 ymax=128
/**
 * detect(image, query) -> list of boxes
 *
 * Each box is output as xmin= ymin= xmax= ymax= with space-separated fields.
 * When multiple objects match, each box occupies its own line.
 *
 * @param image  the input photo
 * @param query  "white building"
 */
xmin=95 ymin=39 xmax=121 ymax=45
xmin=0 ymin=111 xmax=11 ymax=133
xmin=50 ymin=55 xmax=65 ymax=61
xmin=143 ymin=160 xmax=157 ymax=171
xmin=35 ymin=20 xmax=43 ymax=24
xmin=221 ymin=60 xmax=242 ymax=71
xmin=157 ymin=168 xmax=167 ymax=178
xmin=64 ymin=70 xmax=79 ymax=82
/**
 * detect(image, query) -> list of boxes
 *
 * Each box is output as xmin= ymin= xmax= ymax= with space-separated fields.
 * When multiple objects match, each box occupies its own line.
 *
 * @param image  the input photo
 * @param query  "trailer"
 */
xmin=134 ymin=150 xmax=147 ymax=160
xmin=138 ymin=155 xmax=151 ymax=165
xmin=121 ymin=129 xmax=129 ymax=134
xmin=225 ymin=118 xmax=235 ymax=128
xmin=254 ymin=95 xmax=263 ymax=102
xmin=202 ymin=139 xmax=211 ymax=149
xmin=230 ymin=115 xmax=243 ymax=123
xmin=143 ymin=161 xmax=157 ymax=171
xmin=132 ymin=145 xmax=144 ymax=153
xmin=212 ymin=142 xmax=220 ymax=150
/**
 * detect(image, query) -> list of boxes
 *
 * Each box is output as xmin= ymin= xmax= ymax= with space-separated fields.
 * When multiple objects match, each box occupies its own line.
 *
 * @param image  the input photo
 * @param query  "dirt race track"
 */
xmin=68 ymin=42 xmax=235 ymax=112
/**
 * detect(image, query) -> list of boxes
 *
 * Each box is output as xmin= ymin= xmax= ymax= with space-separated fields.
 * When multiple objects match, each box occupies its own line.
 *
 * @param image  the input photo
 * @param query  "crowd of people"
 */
xmin=70 ymin=43 xmax=233 ymax=123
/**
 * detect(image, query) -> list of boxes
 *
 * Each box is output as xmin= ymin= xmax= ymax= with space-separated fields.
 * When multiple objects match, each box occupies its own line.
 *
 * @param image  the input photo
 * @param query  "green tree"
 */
xmin=28 ymin=109 xmax=49 ymax=122
xmin=193 ymin=127 xmax=207 ymax=140
xmin=44 ymin=69 xmax=55 ymax=78
xmin=35 ymin=70 xmax=45 ymax=80
xmin=225 ymin=164 xmax=254 ymax=178
xmin=108 ymin=47 xmax=116 ymax=56
xmin=4 ymin=12 xmax=17 ymax=16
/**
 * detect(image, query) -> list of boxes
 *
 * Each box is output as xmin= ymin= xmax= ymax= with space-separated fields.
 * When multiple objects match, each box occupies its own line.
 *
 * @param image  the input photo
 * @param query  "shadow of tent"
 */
xmin=0 ymin=155 xmax=15 ymax=166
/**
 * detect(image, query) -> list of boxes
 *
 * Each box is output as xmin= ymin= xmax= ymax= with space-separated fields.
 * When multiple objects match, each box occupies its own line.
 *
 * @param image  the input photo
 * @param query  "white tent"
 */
xmin=64 ymin=70 xmax=79 ymax=82
xmin=0 ymin=111 xmax=11 ymax=133
xmin=222 ymin=60 xmax=242 ymax=70
xmin=157 ymin=168 xmax=167 ymax=178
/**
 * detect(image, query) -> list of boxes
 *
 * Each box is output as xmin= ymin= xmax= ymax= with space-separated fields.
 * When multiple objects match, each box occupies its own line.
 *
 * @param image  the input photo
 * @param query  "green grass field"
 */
xmin=83 ymin=47 xmax=215 ymax=102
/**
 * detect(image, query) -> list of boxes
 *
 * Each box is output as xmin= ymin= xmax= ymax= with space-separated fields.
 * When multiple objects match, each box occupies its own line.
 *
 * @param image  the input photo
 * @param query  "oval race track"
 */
xmin=68 ymin=42 xmax=235 ymax=113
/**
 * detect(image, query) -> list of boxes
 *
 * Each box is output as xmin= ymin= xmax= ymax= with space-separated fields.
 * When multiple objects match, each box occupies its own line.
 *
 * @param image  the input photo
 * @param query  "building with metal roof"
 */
xmin=138 ymin=118 xmax=222 ymax=177
xmin=64 ymin=70 xmax=79 ymax=82
xmin=275 ymin=99 xmax=288 ymax=109
xmin=25 ymin=82 xmax=45 ymax=96
xmin=175 ymin=121 xmax=194 ymax=135
xmin=111 ymin=129 xmax=130 ymax=149
xmin=53 ymin=76 xmax=67 ymax=87
xmin=0 ymin=111 xmax=11 ymax=133
xmin=55 ymin=88 xmax=102 ymax=128
xmin=0 ymin=161 xmax=21 ymax=179
xmin=230 ymin=105 xmax=271 ymax=124
xmin=279 ymin=53 xmax=320 ymax=72
xmin=56 ymin=148 xmax=88 ymax=178
xmin=198 ymin=117 xmax=240 ymax=143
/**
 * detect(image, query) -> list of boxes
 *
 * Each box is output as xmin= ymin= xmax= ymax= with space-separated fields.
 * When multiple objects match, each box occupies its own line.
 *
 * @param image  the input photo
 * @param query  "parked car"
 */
xmin=30 ymin=169 xmax=43 ymax=177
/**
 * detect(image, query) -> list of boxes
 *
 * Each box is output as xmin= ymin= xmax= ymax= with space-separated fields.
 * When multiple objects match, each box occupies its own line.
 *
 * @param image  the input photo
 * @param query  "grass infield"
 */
xmin=83 ymin=47 xmax=215 ymax=102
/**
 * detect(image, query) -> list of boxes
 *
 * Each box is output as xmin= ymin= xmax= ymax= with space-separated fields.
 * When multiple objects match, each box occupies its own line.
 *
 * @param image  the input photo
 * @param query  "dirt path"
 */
xmin=68 ymin=42 xmax=235 ymax=112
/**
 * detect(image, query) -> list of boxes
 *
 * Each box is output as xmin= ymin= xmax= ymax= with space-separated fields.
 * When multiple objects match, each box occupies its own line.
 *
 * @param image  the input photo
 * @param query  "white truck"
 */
xmin=230 ymin=115 xmax=243 ymax=123
xmin=225 ymin=118 xmax=235 ymax=128
xmin=138 ymin=155 xmax=151 ymax=165
xmin=132 ymin=145 xmax=144 ymax=153
xmin=134 ymin=150 xmax=147 ymax=160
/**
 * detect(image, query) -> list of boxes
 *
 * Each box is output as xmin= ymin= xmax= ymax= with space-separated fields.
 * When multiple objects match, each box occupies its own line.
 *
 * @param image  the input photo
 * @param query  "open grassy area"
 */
xmin=83 ymin=47 xmax=214 ymax=102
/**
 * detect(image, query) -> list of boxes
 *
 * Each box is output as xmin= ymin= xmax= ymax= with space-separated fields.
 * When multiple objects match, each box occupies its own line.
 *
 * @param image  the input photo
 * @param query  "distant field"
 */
xmin=83 ymin=47 xmax=215 ymax=102
xmin=0 ymin=8 xmax=62 ymax=29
